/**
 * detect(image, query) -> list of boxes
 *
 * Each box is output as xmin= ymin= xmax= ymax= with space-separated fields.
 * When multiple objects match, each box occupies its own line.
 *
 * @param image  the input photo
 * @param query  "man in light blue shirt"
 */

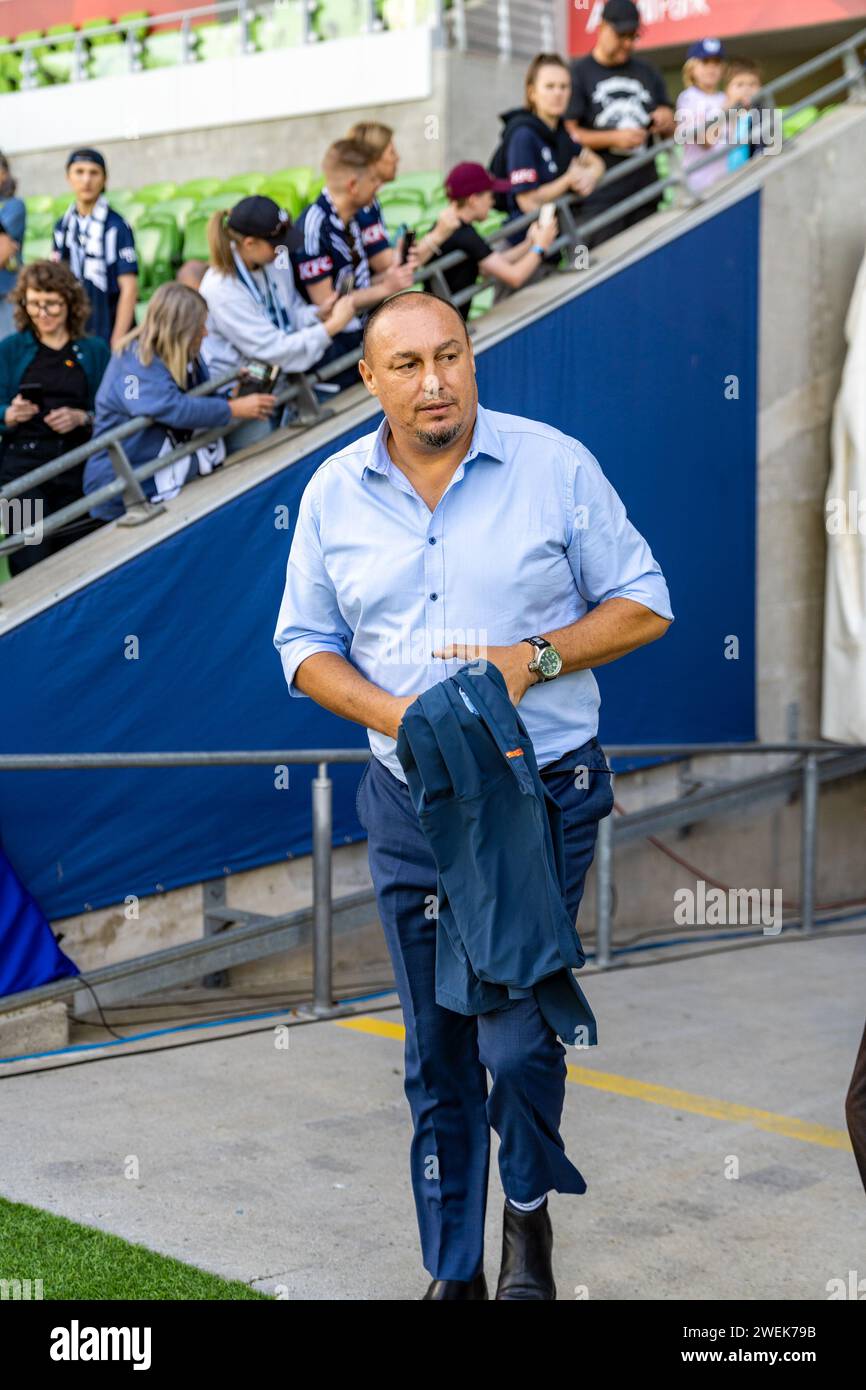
xmin=273 ymin=291 xmax=673 ymax=1300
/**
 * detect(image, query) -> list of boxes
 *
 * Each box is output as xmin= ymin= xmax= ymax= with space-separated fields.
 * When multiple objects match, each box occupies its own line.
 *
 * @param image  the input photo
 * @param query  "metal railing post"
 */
xmin=595 ymin=797 xmax=614 ymax=969
xmin=843 ymin=47 xmax=866 ymax=100
xmin=312 ymin=760 xmax=334 ymax=1013
xmin=799 ymin=753 xmax=819 ymax=934
xmin=107 ymin=440 xmax=165 ymax=520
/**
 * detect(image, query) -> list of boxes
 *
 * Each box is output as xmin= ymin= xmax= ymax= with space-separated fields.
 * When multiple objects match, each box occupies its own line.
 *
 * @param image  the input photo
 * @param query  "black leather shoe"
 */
xmin=421 ymin=1271 xmax=488 ymax=1300
xmin=495 ymin=1198 xmax=556 ymax=1300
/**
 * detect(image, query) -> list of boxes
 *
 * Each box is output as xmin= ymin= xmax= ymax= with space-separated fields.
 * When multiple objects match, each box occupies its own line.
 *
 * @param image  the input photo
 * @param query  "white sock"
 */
xmin=506 ymin=1193 xmax=547 ymax=1212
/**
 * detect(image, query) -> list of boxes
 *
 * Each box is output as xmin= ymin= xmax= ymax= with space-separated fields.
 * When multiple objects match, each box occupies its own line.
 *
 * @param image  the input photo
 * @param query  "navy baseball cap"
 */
xmin=601 ymin=0 xmax=640 ymax=34
xmin=687 ymin=38 xmax=726 ymax=61
xmin=227 ymin=196 xmax=304 ymax=250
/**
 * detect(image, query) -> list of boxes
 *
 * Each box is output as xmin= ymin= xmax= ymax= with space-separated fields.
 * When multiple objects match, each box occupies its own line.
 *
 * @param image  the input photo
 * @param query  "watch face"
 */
xmin=537 ymin=645 xmax=562 ymax=678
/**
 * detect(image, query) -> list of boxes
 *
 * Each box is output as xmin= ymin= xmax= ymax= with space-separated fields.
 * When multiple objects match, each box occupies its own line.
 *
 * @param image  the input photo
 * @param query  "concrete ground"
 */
xmin=1 ymin=924 xmax=864 ymax=1301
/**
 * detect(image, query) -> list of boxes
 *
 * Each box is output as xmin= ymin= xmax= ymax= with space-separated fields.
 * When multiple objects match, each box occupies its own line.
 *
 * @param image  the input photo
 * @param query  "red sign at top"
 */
xmin=568 ymin=0 xmax=866 ymax=55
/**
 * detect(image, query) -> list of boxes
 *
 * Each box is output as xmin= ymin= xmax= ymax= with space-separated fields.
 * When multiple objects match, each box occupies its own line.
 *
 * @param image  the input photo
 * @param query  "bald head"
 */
xmin=362 ymin=290 xmax=469 ymax=364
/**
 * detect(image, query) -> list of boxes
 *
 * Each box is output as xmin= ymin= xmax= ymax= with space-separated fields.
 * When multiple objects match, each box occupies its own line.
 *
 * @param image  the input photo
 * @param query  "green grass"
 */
xmin=0 ymin=1196 xmax=271 ymax=1299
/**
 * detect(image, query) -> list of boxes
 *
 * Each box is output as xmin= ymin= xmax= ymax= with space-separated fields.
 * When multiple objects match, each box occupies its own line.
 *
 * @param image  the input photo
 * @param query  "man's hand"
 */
xmin=432 ymin=641 xmax=538 ymax=707
xmin=649 ymin=106 xmax=676 ymax=138
xmin=388 ymin=692 xmax=422 ymax=739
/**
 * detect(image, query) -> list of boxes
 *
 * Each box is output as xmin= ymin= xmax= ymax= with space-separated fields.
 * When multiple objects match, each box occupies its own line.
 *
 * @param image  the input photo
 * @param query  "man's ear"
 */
xmin=357 ymin=358 xmax=378 ymax=397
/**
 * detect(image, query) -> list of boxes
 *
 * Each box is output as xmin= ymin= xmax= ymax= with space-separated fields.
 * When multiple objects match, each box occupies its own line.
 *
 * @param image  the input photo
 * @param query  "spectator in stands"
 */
xmin=199 ymin=196 xmax=358 ymax=450
xmin=345 ymin=120 xmax=462 ymax=273
xmin=0 ymin=153 xmax=26 ymax=341
xmin=292 ymin=140 xmax=417 ymax=391
xmin=423 ymin=163 xmax=561 ymax=319
xmin=495 ymin=53 xmax=604 ymax=250
xmin=721 ymin=58 xmax=769 ymax=173
xmin=0 ymin=262 xmax=109 ymax=576
xmin=83 ymin=281 xmax=275 ymax=520
xmin=177 ymin=260 xmax=208 ymax=290
xmin=675 ymin=39 xmax=728 ymax=196
xmin=564 ymin=0 xmax=675 ymax=245
xmin=51 ymin=148 xmax=138 ymax=350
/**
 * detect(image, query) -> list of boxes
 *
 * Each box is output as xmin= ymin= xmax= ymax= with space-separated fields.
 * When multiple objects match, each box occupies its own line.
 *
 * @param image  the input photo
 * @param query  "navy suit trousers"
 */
xmin=356 ymin=735 xmax=613 ymax=1281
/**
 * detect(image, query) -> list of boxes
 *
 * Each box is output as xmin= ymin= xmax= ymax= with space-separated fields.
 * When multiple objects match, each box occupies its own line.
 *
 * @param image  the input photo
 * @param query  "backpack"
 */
xmin=488 ymin=109 xmax=536 ymax=214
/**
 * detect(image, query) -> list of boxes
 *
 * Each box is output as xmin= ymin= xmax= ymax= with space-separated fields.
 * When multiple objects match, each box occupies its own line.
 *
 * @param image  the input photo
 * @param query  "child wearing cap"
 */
xmin=675 ymin=39 xmax=728 ymax=195
xmin=51 ymin=148 xmax=138 ymax=350
xmin=422 ymin=162 xmax=560 ymax=319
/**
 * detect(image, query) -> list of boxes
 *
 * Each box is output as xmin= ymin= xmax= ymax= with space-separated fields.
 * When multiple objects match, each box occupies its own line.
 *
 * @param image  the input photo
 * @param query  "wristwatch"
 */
xmin=523 ymin=636 xmax=563 ymax=682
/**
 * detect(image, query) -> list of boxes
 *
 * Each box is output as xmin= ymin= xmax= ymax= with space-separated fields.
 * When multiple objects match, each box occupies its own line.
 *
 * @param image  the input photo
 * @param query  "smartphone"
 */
xmin=538 ymin=204 xmax=556 ymax=229
xmin=334 ymin=266 xmax=355 ymax=297
xmin=236 ymin=360 xmax=279 ymax=397
xmin=400 ymin=229 xmax=417 ymax=264
xmin=20 ymin=381 xmax=44 ymax=409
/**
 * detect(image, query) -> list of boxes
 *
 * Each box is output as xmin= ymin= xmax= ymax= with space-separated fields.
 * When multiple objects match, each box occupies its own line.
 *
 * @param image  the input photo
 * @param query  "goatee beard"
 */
xmin=415 ymin=421 xmax=462 ymax=449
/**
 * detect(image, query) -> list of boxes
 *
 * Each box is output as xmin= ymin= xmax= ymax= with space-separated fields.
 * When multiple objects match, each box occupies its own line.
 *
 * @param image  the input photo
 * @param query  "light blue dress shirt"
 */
xmin=273 ymin=402 xmax=674 ymax=782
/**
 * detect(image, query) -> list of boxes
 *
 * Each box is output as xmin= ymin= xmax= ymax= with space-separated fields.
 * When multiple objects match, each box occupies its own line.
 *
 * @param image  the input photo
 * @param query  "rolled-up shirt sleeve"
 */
xmin=565 ymin=441 xmax=674 ymax=620
xmin=273 ymin=476 xmax=355 ymax=697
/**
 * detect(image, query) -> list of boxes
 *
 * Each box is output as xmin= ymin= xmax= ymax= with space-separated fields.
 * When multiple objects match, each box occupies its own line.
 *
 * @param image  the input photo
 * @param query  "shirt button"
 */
xmin=428 ymin=536 xmax=437 ymax=545
xmin=430 ymin=592 xmax=438 ymax=601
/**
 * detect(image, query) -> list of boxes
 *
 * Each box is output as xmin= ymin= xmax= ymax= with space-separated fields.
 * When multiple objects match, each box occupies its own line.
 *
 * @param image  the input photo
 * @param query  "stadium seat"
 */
xmin=467 ymin=283 xmax=493 ymax=321
xmin=195 ymin=20 xmax=246 ymax=63
xmin=137 ymin=209 xmax=183 ymax=261
xmin=250 ymin=5 xmax=311 ymax=51
xmin=10 ymin=31 xmax=52 ymax=88
xmin=24 ymin=210 xmax=55 ymax=237
xmin=40 ymin=24 xmax=79 ymax=84
xmin=270 ymin=166 xmax=318 ymax=201
xmin=52 ymin=194 xmax=72 ymax=217
xmin=135 ymin=220 xmax=176 ymax=292
xmin=149 ymin=196 xmax=198 ymax=230
xmin=219 ymin=173 xmax=270 ymax=196
xmin=22 ymin=234 xmax=54 ymax=262
xmin=136 ymin=181 xmax=179 ymax=204
xmin=142 ymin=26 xmax=197 ymax=70
xmin=24 ymin=194 xmax=56 ymax=216
xmin=182 ymin=211 xmax=211 ymax=261
xmin=175 ymin=177 xmax=224 ymax=200
xmin=389 ymin=172 xmax=444 ymax=205
xmin=380 ymin=200 xmax=427 ymax=234
xmin=781 ymin=105 xmax=820 ymax=138
xmin=318 ymin=0 xmax=371 ymax=41
xmin=259 ymin=182 xmax=304 ymax=219
xmin=377 ymin=183 xmax=426 ymax=211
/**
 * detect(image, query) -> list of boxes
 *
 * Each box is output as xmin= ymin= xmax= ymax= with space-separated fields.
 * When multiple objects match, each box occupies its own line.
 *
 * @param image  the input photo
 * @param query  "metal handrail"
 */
xmin=1 ymin=742 xmax=863 ymax=1014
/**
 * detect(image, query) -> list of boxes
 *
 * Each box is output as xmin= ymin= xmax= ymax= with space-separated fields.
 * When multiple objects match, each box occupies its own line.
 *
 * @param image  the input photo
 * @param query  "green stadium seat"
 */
xmin=123 ymin=201 xmax=150 ymax=230
xmin=137 ymin=209 xmax=183 ymax=261
xmin=318 ymin=0 xmax=369 ymax=40
xmin=25 ymin=194 xmax=56 ymax=216
xmin=781 ymin=105 xmax=820 ymax=138
xmin=219 ymin=173 xmax=270 ymax=196
xmin=476 ymin=209 xmax=506 ymax=239
xmin=388 ymin=172 xmax=444 ymax=205
xmin=381 ymin=201 xmax=427 ymax=234
xmin=40 ymin=24 xmax=79 ymax=84
xmin=142 ymin=27 xmax=197 ymax=70
xmin=175 ymin=176 xmax=224 ymax=199
xmin=22 ymin=235 xmax=54 ymax=262
xmin=182 ymin=211 xmax=211 ymax=261
xmin=52 ymin=194 xmax=72 ymax=217
xmin=259 ymin=181 xmax=304 ymax=219
xmin=197 ymin=193 xmax=235 ymax=217
xmin=467 ymin=284 xmax=493 ymax=321
xmin=377 ymin=183 xmax=426 ymax=210
xmin=270 ymin=166 xmax=317 ymax=201
xmin=137 ymin=181 xmax=179 ymax=204
xmin=149 ymin=196 xmax=198 ymax=230
xmin=11 ymin=31 xmax=52 ymax=88
xmin=136 ymin=220 xmax=176 ymax=292
xmin=24 ymin=210 xmax=55 ymax=237
xmin=250 ymin=5 xmax=309 ymax=51
xmin=195 ymin=20 xmax=245 ymax=62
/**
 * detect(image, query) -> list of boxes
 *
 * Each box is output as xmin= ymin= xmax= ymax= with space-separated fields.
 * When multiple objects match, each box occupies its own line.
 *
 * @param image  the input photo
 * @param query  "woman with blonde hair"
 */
xmin=83 ymin=279 xmax=275 ymax=520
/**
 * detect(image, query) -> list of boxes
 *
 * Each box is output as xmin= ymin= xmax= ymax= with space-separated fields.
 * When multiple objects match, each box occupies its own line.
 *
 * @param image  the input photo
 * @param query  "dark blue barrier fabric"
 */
xmin=0 ymin=195 xmax=758 ymax=921
xmin=0 ymin=841 xmax=79 ymax=993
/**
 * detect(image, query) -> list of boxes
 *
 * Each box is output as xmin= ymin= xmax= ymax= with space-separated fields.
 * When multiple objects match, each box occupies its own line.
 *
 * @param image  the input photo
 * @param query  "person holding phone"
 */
xmin=422 ymin=164 xmax=562 ymax=320
xmin=199 ymin=196 xmax=358 ymax=451
xmin=0 ymin=260 xmax=109 ymax=575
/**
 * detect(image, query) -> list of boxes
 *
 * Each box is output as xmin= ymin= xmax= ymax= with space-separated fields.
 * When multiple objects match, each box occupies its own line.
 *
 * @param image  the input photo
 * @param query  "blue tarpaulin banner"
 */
xmin=0 ymin=194 xmax=759 ymax=927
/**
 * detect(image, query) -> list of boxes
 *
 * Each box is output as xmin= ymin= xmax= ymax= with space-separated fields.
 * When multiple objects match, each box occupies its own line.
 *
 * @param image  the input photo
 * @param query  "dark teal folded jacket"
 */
xmin=395 ymin=662 xmax=598 ymax=1047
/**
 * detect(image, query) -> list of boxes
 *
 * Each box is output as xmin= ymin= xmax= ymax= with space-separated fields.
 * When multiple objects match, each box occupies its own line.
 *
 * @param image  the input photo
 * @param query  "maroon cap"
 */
xmin=444 ymin=162 xmax=511 ymax=199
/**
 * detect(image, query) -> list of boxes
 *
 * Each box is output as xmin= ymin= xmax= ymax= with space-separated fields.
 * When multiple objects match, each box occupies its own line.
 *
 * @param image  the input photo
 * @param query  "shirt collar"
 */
xmin=362 ymin=402 xmax=506 ymax=479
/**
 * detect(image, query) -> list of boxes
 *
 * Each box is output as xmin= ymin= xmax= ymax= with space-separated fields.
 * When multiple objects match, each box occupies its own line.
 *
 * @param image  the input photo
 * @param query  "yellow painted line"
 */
xmin=334 ymin=1014 xmax=853 ymax=1152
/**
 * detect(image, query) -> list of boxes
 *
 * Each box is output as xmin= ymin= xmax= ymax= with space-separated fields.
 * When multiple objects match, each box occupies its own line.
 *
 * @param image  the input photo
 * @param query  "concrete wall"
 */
xmin=756 ymin=103 xmax=866 ymax=742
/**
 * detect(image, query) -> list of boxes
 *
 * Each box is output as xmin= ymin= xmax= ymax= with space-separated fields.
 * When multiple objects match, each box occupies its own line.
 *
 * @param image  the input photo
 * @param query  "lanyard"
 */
xmin=232 ymin=247 xmax=290 ymax=332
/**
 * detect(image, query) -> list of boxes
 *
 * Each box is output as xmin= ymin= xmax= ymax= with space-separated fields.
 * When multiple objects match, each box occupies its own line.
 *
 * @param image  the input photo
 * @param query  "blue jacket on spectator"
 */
xmin=396 ymin=661 xmax=598 ymax=1048
xmin=84 ymin=341 xmax=232 ymax=520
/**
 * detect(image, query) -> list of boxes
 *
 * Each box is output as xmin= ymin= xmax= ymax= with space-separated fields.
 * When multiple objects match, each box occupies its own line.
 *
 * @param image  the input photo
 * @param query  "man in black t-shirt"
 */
xmin=564 ymin=0 xmax=674 ymax=245
xmin=424 ymin=163 xmax=559 ymax=319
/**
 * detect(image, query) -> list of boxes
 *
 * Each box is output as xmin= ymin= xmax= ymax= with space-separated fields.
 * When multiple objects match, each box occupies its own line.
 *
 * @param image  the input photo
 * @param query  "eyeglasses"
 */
xmin=26 ymin=299 xmax=65 ymax=316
